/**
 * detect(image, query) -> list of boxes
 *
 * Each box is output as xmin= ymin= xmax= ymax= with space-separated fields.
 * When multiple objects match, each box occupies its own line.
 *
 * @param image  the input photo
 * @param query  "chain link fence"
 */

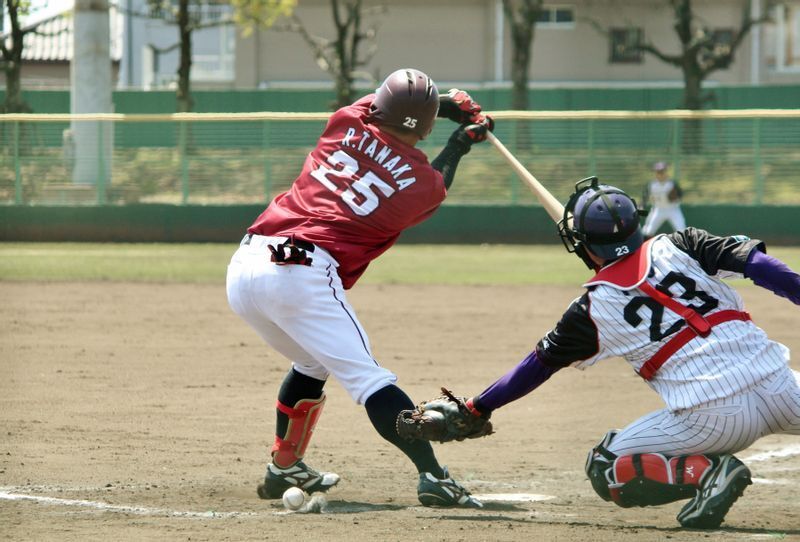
xmin=1 ymin=110 xmax=798 ymax=207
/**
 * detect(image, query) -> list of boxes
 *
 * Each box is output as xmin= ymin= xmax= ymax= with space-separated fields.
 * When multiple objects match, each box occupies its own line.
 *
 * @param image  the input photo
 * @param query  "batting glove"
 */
xmin=449 ymin=115 xmax=495 ymax=149
xmin=439 ymin=88 xmax=484 ymax=124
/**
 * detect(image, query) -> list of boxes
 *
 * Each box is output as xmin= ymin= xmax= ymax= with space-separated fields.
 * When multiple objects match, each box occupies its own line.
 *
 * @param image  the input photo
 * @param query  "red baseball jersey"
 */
xmin=248 ymin=95 xmax=446 ymax=289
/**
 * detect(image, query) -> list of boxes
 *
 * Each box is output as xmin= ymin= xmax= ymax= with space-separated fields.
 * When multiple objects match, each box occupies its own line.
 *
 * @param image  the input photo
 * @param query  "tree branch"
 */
xmin=148 ymin=42 xmax=180 ymax=55
xmin=699 ymin=1 xmax=772 ymax=77
xmin=286 ymin=14 xmax=334 ymax=74
xmin=188 ymin=17 xmax=236 ymax=31
xmin=31 ymin=27 xmax=71 ymax=38
xmin=638 ymin=42 xmax=683 ymax=66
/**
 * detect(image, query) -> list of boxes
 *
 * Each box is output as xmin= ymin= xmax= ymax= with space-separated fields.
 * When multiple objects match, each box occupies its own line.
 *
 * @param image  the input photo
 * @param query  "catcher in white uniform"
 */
xmin=642 ymin=161 xmax=686 ymax=237
xmin=401 ymin=177 xmax=800 ymax=529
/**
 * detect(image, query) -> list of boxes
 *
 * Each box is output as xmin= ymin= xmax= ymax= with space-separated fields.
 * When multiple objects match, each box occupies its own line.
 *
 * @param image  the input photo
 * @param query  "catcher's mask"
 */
xmin=558 ymin=177 xmax=646 ymax=270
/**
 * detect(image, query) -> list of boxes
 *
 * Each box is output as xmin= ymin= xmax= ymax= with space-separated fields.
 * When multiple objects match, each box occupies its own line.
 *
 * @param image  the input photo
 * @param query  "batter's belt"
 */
xmin=243 ymin=233 xmax=315 ymax=253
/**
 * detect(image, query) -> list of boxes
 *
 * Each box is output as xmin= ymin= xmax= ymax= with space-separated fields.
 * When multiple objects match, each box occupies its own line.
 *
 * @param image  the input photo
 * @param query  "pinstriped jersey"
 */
xmin=536 ymin=228 xmax=791 ymax=411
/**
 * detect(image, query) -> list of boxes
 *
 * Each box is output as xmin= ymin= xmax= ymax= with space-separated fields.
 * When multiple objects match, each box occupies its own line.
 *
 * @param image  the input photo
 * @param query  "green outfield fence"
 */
xmin=0 ymin=109 xmax=798 ymax=208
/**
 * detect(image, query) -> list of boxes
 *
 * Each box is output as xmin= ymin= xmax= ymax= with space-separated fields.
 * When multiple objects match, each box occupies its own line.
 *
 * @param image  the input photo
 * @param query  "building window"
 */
xmin=610 ymin=28 xmax=643 ymax=63
xmin=537 ymin=5 xmax=575 ymax=28
xmin=767 ymin=3 xmax=800 ymax=71
xmin=141 ymin=3 xmax=235 ymax=88
xmin=705 ymin=28 xmax=734 ymax=63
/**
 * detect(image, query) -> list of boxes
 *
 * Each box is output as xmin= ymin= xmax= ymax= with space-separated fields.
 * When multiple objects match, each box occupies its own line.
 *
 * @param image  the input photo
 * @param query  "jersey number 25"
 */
xmin=310 ymin=150 xmax=396 ymax=216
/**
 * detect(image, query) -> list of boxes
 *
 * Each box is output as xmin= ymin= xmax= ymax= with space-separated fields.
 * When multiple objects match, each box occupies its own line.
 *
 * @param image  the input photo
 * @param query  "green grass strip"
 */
xmin=1 ymin=242 xmax=798 ymax=286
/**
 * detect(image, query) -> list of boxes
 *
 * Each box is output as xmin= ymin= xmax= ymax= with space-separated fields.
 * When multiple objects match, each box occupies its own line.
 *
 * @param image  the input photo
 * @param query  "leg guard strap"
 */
xmin=271 ymin=394 xmax=326 ymax=468
xmin=610 ymin=476 xmax=697 ymax=508
xmin=608 ymin=453 xmax=712 ymax=508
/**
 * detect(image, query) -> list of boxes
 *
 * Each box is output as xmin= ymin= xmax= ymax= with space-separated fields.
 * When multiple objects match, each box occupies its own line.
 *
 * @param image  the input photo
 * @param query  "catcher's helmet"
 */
xmin=558 ymin=177 xmax=645 ymax=269
xmin=367 ymin=68 xmax=439 ymax=139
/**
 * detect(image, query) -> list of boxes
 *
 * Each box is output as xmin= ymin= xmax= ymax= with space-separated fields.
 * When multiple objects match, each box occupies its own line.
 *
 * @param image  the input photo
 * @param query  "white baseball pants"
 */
xmin=643 ymin=205 xmax=686 ymax=237
xmin=226 ymin=235 xmax=397 ymax=404
xmin=608 ymin=367 xmax=800 ymax=457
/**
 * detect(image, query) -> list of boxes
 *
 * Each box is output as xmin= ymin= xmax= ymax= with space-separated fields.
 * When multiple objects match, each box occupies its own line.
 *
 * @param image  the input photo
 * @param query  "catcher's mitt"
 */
xmin=396 ymin=388 xmax=493 ymax=443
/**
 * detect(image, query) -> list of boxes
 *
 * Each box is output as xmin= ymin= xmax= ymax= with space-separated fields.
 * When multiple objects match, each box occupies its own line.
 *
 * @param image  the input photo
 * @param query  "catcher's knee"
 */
xmin=584 ymin=431 xmax=711 ymax=508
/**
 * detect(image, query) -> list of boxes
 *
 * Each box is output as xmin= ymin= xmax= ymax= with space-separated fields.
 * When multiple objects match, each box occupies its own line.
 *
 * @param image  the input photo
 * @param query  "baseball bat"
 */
xmin=486 ymin=131 xmax=565 ymax=223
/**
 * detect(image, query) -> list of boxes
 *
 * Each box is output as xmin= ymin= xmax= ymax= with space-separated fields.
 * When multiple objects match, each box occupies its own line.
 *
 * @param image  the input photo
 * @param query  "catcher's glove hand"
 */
xmin=396 ymin=388 xmax=493 ymax=443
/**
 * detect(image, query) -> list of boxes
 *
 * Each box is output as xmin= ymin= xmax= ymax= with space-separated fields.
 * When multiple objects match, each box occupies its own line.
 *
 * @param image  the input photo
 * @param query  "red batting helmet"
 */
xmin=367 ymin=68 xmax=439 ymax=139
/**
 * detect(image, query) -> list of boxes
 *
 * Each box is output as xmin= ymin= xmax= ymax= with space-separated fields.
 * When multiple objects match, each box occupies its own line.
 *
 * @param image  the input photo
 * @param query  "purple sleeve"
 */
xmin=475 ymin=350 xmax=559 ymax=412
xmin=745 ymin=250 xmax=800 ymax=306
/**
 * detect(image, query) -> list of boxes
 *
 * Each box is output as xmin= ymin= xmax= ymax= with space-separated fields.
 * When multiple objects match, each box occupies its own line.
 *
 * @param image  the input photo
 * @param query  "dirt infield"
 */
xmin=2 ymin=282 xmax=799 ymax=541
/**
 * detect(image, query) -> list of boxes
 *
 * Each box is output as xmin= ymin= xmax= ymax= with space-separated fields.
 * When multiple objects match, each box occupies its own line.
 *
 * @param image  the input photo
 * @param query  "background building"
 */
xmin=3 ymin=0 xmax=799 ymax=91
xmin=231 ymin=0 xmax=800 ymax=89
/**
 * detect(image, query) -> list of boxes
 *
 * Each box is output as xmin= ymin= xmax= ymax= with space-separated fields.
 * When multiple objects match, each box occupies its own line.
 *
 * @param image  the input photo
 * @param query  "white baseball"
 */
xmin=282 ymin=487 xmax=306 ymax=511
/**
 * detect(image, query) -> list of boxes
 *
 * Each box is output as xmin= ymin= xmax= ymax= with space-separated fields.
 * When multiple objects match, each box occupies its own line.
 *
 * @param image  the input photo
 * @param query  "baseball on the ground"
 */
xmin=282 ymin=487 xmax=306 ymax=511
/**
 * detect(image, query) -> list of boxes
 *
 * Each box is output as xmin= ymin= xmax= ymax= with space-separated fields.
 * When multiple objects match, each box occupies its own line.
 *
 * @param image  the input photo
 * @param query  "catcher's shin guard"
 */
xmin=585 ymin=431 xmax=712 ymax=508
xmin=271 ymin=394 xmax=326 ymax=469
xmin=608 ymin=453 xmax=712 ymax=508
xmin=585 ymin=430 xmax=618 ymax=501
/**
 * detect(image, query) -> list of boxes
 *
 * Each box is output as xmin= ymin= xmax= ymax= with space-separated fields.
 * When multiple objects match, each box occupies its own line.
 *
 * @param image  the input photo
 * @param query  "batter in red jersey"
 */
xmin=226 ymin=68 xmax=493 ymax=507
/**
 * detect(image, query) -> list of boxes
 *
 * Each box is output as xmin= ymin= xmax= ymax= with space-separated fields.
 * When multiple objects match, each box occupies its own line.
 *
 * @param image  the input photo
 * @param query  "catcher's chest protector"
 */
xmin=584 ymin=238 xmax=750 ymax=380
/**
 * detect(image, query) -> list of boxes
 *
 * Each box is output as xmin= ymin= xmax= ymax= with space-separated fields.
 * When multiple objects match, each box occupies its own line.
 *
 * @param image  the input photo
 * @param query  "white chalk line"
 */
xmin=742 ymin=443 xmax=800 ymax=463
xmin=0 ymin=490 xmax=257 ymax=518
xmin=0 ymin=443 xmax=796 ymax=519
xmin=0 ymin=487 xmax=557 ymax=518
xmin=752 ymin=477 xmax=793 ymax=485
xmin=472 ymin=493 xmax=556 ymax=503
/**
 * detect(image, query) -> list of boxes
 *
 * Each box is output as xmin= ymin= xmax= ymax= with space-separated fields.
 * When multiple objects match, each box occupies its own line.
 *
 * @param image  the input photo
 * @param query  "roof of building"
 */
xmin=3 ymin=7 xmax=123 ymax=62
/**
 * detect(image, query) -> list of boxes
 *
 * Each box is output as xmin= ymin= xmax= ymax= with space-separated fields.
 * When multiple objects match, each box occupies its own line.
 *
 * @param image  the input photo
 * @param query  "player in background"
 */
xmin=642 ymin=161 xmax=686 ymax=237
xmin=226 ymin=69 xmax=493 ymax=508
xmin=450 ymin=178 xmax=800 ymax=528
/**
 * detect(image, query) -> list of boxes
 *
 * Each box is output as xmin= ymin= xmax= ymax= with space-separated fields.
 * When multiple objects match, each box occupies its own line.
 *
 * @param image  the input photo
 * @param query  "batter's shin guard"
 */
xmin=271 ymin=394 xmax=326 ymax=469
xmin=607 ymin=453 xmax=713 ymax=508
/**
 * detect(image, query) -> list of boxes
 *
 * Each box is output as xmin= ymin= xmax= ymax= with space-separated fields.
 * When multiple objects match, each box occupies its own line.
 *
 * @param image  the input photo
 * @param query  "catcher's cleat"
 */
xmin=256 ymin=461 xmax=340 ymax=499
xmin=417 ymin=467 xmax=483 ymax=509
xmin=676 ymin=454 xmax=752 ymax=529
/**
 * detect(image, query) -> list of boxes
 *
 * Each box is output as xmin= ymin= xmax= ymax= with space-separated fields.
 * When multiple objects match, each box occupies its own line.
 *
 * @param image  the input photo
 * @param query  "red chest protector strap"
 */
xmin=585 ymin=237 xmax=751 ymax=381
xmin=637 ymin=308 xmax=751 ymax=380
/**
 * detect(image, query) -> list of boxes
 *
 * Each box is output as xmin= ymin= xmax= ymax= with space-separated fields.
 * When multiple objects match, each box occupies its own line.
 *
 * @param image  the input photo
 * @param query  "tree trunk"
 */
xmin=510 ymin=37 xmax=530 ymax=111
xmin=3 ymin=54 xmax=26 ymax=113
xmin=682 ymin=67 xmax=703 ymax=110
xmin=681 ymin=62 xmax=704 ymax=153
xmin=2 ymin=1 xmax=31 ymax=113
xmin=176 ymin=0 xmax=193 ymax=113
xmin=509 ymin=24 xmax=533 ymax=148
xmin=333 ymin=31 xmax=351 ymax=108
xmin=331 ymin=0 xmax=356 ymax=109
xmin=335 ymin=72 xmax=352 ymax=109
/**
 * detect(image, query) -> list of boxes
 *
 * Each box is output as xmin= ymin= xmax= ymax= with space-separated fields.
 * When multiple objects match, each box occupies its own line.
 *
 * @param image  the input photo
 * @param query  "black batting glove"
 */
xmin=449 ymin=115 xmax=495 ymax=151
xmin=438 ymin=88 xmax=484 ymax=124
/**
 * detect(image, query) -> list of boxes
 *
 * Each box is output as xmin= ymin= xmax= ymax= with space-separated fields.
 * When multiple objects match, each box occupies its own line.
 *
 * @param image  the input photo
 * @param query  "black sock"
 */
xmin=275 ymin=368 xmax=326 ymax=439
xmin=365 ymin=385 xmax=444 ymax=478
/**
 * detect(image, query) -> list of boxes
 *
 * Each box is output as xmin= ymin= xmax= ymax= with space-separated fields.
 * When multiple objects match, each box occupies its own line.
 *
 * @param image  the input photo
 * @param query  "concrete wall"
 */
xmin=235 ymin=0 xmax=799 ymax=88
